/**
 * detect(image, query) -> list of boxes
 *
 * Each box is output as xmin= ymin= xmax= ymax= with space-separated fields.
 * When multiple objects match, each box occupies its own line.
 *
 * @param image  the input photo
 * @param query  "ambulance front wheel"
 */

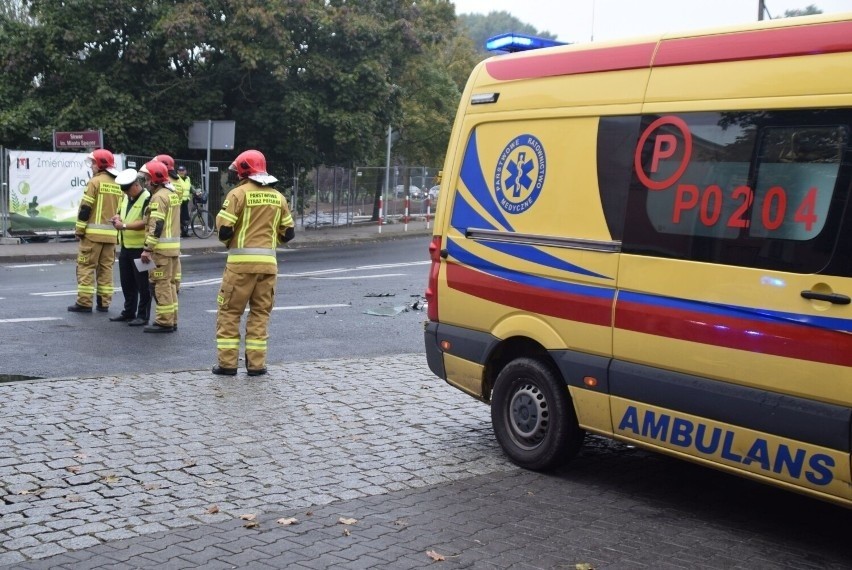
xmin=491 ymin=357 xmax=585 ymax=470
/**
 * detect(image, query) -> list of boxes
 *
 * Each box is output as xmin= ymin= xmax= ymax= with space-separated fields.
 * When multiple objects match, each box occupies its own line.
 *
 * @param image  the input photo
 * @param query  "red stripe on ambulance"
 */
xmin=615 ymin=299 xmax=852 ymax=368
xmin=446 ymin=263 xmax=611 ymax=327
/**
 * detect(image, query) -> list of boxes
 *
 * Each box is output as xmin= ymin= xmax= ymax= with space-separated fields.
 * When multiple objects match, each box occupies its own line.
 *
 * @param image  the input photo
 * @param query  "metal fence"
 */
xmin=1 ymin=149 xmax=439 ymax=237
xmin=280 ymin=164 xmax=440 ymax=230
xmin=1 ymin=146 xmax=8 ymax=237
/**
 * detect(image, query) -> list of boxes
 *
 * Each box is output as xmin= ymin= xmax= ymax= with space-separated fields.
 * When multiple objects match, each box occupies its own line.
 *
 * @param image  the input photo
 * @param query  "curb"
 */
xmin=0 ymin=228 xmax=433 ymax=264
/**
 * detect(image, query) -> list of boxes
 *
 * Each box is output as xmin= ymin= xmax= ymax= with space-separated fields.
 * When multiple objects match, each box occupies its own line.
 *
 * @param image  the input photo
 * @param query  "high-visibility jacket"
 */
xmin=174 ymin=175 xmax=192 ymax=202
xmin=76 ymin=172 xmax=121 ymax=244
xmin=216 ymin=179 xmax=294 ymax=274
xmin=143 ymin=185 xmax=181 ymax=256
xmin=118 ymin=189 xmax=150 ymax=249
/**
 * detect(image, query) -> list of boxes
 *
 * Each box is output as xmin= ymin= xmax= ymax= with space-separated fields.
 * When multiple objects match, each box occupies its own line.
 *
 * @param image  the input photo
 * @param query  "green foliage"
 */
xmin=0 ymin=0 xmax=486 ymax=172
xmin=783 ymin=5 xmax=823 ymax=17
xmin=458 ymin=11 xmax=557 ymax=55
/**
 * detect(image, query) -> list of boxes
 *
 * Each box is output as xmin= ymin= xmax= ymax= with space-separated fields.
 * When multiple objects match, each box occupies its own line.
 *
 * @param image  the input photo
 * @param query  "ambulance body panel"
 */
xmin=424 ymin=13 xmax=852 ymax=507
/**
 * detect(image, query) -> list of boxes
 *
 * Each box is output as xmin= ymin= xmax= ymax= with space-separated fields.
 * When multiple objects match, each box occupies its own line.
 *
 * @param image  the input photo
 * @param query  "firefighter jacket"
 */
xmin=174 ymin=175 xmax=192 ymax=202
xmin=76 ymin=172 xmax=121 ymax=244
xmin=143 ymin=185 xmax=181 ymax=256
xmin=216 ymin=179 xmax=295 ymax=274
xmin=118 ymin=189 xmax=150 ymax=249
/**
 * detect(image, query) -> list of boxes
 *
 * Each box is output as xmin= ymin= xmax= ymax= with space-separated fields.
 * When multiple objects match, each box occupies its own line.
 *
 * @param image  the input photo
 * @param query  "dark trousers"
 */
xmin=180 ymin=201 xmax=190 ymax=236
xmin=118 ymin=247 xmax=152 ymax=321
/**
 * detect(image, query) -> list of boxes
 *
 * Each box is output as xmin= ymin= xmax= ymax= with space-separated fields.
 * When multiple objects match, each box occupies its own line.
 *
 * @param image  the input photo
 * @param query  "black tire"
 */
xmin=491 ymin=357 xmax=585 ymax=470
xmin=191 ymin=209 xmax=215 ymax=239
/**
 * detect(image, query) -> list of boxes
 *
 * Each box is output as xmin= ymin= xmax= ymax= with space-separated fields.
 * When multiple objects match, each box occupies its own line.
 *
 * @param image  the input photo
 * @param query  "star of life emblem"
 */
xmin=494 ymin=134 xmax=546 ymax=214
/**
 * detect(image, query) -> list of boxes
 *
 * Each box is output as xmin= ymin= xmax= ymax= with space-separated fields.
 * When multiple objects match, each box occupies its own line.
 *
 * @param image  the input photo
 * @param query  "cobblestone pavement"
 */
xmin=2 ymin=355 xmax=851 ymax=569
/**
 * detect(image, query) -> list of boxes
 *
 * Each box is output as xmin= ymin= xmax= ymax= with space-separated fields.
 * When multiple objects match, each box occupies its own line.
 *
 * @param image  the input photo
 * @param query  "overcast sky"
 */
xmin=452 ymin=0 xmax=852 ymax=43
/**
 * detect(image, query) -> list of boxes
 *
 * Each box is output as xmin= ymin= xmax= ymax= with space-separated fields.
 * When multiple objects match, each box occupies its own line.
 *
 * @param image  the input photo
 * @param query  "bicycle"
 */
xmin=189 ymin=191 xmax=216 ymax=239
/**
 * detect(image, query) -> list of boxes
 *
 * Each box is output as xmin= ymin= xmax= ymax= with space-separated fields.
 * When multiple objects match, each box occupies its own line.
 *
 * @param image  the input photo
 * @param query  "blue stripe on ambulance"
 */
xmin=620 ymin=290 xmax=852 ymax=334
xmin=450 ymin=194 xmax=611 ymax=280
xmin=447 ymin=239 xmax=615 ymax=299
xmin=459 ymin=130 xmax=514 ymax=232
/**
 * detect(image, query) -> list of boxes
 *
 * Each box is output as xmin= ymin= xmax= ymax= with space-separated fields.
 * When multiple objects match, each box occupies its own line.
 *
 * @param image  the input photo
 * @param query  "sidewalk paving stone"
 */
xmin=3 ymin=348 xmax=852 ymax=568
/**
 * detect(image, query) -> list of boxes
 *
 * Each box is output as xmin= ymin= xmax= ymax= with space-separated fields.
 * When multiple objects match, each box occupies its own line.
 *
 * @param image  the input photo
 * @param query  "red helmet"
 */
xmin=142 ymin=160 xmax=169 ymax=185
xmin=154 ymin=154 xmax=175 ymax=171
xmin=87 ymin=149 xmax=118 ymax=174
xmin=230 ymin=150 xmax=267 ymax=179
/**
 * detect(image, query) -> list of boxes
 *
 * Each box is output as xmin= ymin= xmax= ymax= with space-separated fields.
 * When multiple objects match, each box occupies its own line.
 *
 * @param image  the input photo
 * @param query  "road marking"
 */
xmin=206 ymin=303 xmax=350 ymax=314
xmin=309 ymin=273 xmax=406 ymax=280
xmin=280 ymin=260 xmax=428 ymax=278
xmin=3 ymin=263 xmax=57 ymax=269
xmin=31 ymin=290 xmax=79 ymax=297
xmin=0 ymin=317 xmax=63 ymax=324
xmin=182 ymin=278 xmax=222 ymax=288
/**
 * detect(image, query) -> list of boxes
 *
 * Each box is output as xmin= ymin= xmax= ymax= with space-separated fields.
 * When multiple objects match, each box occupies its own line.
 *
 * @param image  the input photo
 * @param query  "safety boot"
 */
xmin=212 ymin=365 xmax=237 ymax=376
xmin=67 ymin=303 xmax=92 ymax=313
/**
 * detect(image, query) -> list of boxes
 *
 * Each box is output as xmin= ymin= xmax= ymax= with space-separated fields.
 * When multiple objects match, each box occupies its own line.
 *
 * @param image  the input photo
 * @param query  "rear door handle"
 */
xmin=800 ymin=290 xmax=851 ymax=305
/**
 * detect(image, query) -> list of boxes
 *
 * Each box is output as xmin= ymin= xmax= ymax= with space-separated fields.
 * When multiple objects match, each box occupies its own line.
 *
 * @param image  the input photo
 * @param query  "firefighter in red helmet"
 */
xmin=139 ymin=160 xmax=182 ymax=333
xmin=212 ymin=149 xmax=295 ymax=376
xmin=68 ymin=149 xmax=121 ymax=313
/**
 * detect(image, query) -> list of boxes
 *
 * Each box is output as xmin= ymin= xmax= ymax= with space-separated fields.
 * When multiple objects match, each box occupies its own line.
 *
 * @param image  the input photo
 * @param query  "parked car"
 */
xmin=427 ymin=185 xmax=440 ymax=200
xmin=394 ymin=184 xmax=422 ymax=199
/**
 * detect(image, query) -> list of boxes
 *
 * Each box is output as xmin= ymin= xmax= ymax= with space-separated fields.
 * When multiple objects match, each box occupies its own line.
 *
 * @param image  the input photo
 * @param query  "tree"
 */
xmin=783 ymin=5 xmax=822 ymax=17
xmin=0 ymin=0 xmax=483 ymax=185
xmin=458 ymin=11 xmax=557 ymax=55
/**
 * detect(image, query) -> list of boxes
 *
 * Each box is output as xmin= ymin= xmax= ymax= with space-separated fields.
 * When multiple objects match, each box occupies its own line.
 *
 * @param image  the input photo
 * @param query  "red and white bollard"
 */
xmin=378 ymin=196 xmax=384 ymax=233
xmin=404 ymin=195 xmax=410 ymax=232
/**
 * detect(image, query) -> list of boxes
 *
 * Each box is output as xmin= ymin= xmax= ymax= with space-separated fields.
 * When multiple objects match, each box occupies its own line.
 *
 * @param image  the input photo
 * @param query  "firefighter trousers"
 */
xmin=149 ymin=253 xmax=178 ymax=328
xmin=75 ymin=237 xmax=115 ymax=308
xmin=215 ymin=267 xmax=276 ymax=371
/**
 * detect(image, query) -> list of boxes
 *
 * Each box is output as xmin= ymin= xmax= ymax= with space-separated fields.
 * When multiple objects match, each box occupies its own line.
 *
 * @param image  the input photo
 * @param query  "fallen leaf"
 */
xmin=393 ymin=519 xmax=408 ymax=527
xmin=206 ymin=505 xmax=220 ymax=514
xmin=576 ymin=564 xmax=595 ymax=570
xmin=16 ymin=489 xmax=31 ymax=495
xmin=338 ymin=517 xmax=357 ymax=525
xmin=343 ymin=528 xmax=351 ymax=536
xmin=239 ymin=513 xmax=256 ymax=521
xmin=183 ymin=459 xmax=197 ymax=467
xmin=102 ymin=474 xmax=120 ymax=484
xmin=276 ymin=517 xmax=298 ymax=525
xmin=65 ymin=465 xmax=81 ymax=474
xmin=143 ymin=483 xmax=160 ymax=491
xmin=243 ymin=521 xmax=259 ymax=529
xmin=426 ymin=550 xmax=445 ymax=562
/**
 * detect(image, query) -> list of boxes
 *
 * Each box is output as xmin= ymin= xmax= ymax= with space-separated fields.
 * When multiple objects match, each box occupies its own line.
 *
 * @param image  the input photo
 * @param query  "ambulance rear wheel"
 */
xmin=491 ymin=357 xmax=584 ymax=470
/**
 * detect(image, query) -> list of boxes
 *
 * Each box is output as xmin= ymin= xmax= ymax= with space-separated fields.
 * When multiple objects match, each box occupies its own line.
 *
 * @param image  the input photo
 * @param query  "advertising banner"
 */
xmin=7 ymin=150 xmax=123 ymax=232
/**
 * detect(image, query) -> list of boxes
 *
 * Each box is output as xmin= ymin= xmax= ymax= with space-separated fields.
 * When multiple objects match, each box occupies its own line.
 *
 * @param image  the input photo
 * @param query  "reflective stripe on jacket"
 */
xmin=144 ymin=186 xmax=182 ymax=256
xmin=78 ymin=174 xmax=121 ymax=244
xmin=119 ymin=189 xmax=150 ymax=249
xmin=216 ymin=180 xmax=295 ymax=274
xmin=174 ymin=176 xmax=192 ymax=202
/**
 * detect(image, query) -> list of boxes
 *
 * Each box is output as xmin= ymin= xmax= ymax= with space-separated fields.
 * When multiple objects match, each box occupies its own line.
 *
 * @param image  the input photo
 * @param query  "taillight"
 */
xmin=426 ymin=236 xmax=441 ymax=321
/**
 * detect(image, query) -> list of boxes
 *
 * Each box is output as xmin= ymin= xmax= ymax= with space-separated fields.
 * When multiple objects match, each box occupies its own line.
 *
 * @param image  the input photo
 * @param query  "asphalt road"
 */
xmin=2 ymin=237 xmax=852 ymax=568
xmin=0 ymin=238 xmax=429 ymax=379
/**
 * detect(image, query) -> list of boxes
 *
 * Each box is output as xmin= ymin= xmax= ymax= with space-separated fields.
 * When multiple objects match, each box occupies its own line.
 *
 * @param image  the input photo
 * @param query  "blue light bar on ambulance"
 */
xmin=485 ymin=33 xmax=566 ymax=53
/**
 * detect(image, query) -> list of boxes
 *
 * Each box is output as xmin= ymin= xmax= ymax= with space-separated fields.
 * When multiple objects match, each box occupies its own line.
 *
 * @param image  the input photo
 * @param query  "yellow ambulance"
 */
xmin=424 ymin=12 xmax=852 ymax=507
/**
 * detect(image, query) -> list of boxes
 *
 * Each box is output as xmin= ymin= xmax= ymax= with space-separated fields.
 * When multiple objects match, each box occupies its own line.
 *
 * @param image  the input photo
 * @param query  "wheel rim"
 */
xmin=506 ymin=382 xmax=548 ymax=450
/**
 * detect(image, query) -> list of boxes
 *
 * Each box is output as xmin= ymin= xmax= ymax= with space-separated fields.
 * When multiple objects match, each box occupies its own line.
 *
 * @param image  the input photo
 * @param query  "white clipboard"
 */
xmin=134 ymin=257 xmax=156 ymax=272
